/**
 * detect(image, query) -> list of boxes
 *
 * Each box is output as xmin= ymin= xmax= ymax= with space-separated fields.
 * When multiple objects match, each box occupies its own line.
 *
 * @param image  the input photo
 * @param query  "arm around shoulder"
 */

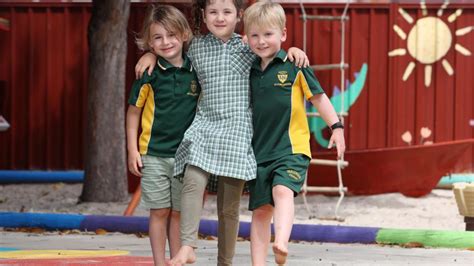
xmin=135 ymin=52 xmax=157 ymax=79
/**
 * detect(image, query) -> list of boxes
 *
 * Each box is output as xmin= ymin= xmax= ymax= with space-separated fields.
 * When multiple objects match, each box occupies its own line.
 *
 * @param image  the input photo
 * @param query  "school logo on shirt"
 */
xmin=287 ymin=169 xmax=301 ymax=180
xmin=187 ymin=80 xmax=199 ymax=97
xmin=277 ymin=71 xmax=288 ymax=83
xmin=275 ymin=71 xmax=292 ymax=87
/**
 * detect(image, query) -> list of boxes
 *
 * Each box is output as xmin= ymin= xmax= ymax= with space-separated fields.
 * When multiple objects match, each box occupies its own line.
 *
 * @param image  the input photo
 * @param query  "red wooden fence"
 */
xmin=1 ymin=1 xmax=473 ymax=175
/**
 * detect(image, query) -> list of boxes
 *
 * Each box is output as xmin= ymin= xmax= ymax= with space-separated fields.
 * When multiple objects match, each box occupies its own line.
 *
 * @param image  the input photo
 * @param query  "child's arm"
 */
xmin=126 ymin=105 xmax=143 ymax=177
xmin=287 ymin=47 xmax=310 ymax=68
xmin=309 ymin=94 xmax=346 ymax=158
xmin=135 ymin=52 xmax=157 ymax=79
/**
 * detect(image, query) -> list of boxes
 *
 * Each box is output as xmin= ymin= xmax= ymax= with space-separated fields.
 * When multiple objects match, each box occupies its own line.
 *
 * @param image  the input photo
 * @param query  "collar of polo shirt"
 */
xmin=204 ymin=32 xmax=241 ymax=45
xmin=251 ymin=49 xmax=288 ymax=71
xmin=157 ymin=55 xmax=193 ymax=72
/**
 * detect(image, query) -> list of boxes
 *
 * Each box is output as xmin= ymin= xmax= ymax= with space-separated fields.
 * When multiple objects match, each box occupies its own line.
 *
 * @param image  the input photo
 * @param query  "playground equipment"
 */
xmin=299 ymin=0 xmax=350 ymax=221
xmin=453 ymin=182 xmax=474 ymax=231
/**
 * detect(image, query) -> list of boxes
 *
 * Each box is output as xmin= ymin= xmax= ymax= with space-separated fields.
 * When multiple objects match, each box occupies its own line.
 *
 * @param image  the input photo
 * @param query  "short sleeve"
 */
xmin=128 ymin=72 xmax=154 ymax=108
xmin=297 ymin=67 xmax=325 ymax=100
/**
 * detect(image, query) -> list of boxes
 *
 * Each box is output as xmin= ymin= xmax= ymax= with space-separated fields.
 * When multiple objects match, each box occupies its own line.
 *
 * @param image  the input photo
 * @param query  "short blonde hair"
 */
xmin=243 ymin=0 xmax=286 ymax=35
xmin=136 ymin=5 xmax=193 ymax=51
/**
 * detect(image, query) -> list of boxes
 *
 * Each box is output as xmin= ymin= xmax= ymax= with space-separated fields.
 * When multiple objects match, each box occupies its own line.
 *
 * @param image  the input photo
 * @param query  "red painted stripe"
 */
xmin=0 ymin=256 xmax=153 ymax=265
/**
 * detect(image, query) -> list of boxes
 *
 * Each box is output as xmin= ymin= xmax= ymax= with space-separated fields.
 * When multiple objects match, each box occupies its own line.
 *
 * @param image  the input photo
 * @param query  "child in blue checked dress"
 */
xmin=135 ymin=0 xmax=309 ymax=265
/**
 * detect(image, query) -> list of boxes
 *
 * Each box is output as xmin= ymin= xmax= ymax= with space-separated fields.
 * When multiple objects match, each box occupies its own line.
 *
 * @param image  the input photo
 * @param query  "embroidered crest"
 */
xmin=190 ymin=80 xmax=197 ymax=93
xmin=187 ymin=80 xmax=199 ymax=96
xmin=277 ymin=71 xmax=288 ymax=83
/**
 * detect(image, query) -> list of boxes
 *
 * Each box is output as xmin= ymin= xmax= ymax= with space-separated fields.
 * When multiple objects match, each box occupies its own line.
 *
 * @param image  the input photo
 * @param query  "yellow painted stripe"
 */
xmin=0 ymin=250 xmax=129 ymax=259
xmin=288 ymin=71 xmax=311 ymax=157
xmin=138 ymin=84 xmax=155 ymax=154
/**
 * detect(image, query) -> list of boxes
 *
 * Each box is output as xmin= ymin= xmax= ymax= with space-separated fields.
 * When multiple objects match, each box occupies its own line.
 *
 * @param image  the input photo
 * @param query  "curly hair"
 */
xmin=192 ymin=0 xmax=244 ymax=36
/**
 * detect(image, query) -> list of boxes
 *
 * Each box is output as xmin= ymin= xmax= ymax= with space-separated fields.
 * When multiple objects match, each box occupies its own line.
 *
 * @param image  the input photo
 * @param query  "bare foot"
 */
xmin=272 ymin=242 xmax=288 ymax=265
xmin=169 ymin=246 xmax=196 ymax=266
xmin=165 ymin=258 xmax=182 ymax=266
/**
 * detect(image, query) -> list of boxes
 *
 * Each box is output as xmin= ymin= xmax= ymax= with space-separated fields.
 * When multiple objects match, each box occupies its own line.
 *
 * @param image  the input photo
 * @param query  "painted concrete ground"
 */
xmin=1 ymin=231 xmax=474 ymax=265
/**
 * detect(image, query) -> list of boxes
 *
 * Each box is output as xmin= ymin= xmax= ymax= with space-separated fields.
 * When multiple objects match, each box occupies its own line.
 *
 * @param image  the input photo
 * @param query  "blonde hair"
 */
xmin=136 ymin=5 xmax=193 ymax=51
xmin=243 ymin=0 xmax=286 ymax=35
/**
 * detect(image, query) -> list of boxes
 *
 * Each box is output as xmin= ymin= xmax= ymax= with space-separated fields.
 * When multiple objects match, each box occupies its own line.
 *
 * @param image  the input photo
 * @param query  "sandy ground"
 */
xmin=0 ymin=183 xmax=466 ymax=231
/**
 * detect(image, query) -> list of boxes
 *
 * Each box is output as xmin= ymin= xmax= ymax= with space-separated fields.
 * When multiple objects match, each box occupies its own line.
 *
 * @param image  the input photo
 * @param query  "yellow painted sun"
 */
xmin=388 ymin=1 xmax=473 ymax=87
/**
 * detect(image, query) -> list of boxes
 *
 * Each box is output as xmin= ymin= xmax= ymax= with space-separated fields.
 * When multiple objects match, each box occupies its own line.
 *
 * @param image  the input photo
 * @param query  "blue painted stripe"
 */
xmin=0 ymin=170 xmax=84 ymax=183
xmin=80 ymin=215 xmax=149 ymax=233
xmin=0 ymin=212 xmax=85 ymax=230
xmin=1 ymin=170 xmax=471 ymax=188
xmin=0 ymin=212 xmax=379 ymax=244
xmin=438 ymin=174 xmax=474 ymax=186
xmin=291 ymin=224 xmax=380 ymax=244
xmin=0 ymin=247 xmax=19 ymax=251
xmin=198 ymin=219 xmax=252 ymax=238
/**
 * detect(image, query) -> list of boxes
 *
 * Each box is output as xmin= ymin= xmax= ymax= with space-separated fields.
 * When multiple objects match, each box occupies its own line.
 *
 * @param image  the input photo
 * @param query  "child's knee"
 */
xmin=272 ymin=185 xmax=293 ymax=198
xmin=170 ymin=210 xmax=180 ymax=220
xmin=218 ymin=201 xmax=240 ymax=218
xmin=252 ymin=205 xmax=273 ymax=220
xmin=150 ymin=208 xmax=170 ymax=219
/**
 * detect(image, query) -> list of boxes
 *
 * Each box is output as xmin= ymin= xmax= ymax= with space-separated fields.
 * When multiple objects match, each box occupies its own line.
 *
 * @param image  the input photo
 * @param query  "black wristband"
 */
xmin=330 ymin=121 xmax=344 ymax=131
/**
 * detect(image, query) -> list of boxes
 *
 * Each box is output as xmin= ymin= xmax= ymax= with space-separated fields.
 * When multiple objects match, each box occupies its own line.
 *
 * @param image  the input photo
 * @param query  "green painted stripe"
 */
xmin=376 ymin=228 xmax=474 ymax=249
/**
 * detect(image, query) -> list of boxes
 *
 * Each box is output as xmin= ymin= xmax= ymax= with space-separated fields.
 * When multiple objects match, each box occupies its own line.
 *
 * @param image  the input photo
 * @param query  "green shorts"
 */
xmin=140 ymin=155 xmax=182 ymax=211
xmin=248 ymin=154 xmax=310 ymax=211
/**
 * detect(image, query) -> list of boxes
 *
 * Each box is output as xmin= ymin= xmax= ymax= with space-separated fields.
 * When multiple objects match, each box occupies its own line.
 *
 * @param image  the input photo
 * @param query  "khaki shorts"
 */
xmin=248 ymin=154 xmax=310 ymax=211
xmin=140 ymin=155 xmax=182 ymax=211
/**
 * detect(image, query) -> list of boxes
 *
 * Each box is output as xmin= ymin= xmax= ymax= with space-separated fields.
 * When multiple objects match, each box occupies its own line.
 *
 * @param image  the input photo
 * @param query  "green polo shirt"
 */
xmin=128 ymin=55 xmax=200 ymax=157
xmin=250 ymin=49 xmax=324 ymax=163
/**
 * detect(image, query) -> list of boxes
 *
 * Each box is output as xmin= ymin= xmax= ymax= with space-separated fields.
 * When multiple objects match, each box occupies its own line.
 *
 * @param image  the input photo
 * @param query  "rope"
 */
xmin=299 ymin=0 xmax=308 ymax=52
xmin=340 ymin=0 xmax=350 ymax=123
xmin=299 ymin=0 xmax=351 ymax=221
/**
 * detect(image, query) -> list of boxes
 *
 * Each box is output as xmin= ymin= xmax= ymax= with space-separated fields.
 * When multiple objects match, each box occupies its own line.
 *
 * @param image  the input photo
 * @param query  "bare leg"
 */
xmin=149 ymin=208 xmax=171 ymax=266
xmin=250 ymin=205 xmax=273 ymax=266
xmin=272 ymin=185 xmax=294 ymax=265
xmin=167 ymin=210 xmax=181 ymax=258
xmin=169 ymin=165 xmax=208 ymax=265
xmin=217 ymin=176 xmax=245 ymax=266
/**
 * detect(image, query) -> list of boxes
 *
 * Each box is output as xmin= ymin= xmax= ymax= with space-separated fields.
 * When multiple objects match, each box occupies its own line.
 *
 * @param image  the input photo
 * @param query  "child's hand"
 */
xmin=242 ymin=35 xmax=248 ymax=44
xmin=128 ymin=151 xmax=143 ymax=177
xmin=328 ymin=128 xmax=345 ymax=159
xmin=287 ymin=47 xmax=310 ymax=68
xmin=135 ymin=52 xmax=157 ymax=79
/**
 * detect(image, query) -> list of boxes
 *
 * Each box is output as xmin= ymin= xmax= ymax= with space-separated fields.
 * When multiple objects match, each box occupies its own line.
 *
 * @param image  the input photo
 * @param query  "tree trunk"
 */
xmin=81 ymin=0 xmax=130 ymax=202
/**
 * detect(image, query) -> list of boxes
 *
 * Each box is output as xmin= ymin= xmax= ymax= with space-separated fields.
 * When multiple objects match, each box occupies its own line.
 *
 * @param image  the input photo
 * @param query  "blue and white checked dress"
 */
xmin=174 ymin=33 xmax=257 ymax=183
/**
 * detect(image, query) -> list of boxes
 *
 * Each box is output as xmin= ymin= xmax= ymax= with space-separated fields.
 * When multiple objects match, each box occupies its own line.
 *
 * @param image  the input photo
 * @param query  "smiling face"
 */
xmin=247 ymin=25 xmax=287 ymax=66
xmin=202 ymin=0 xmax=241 ymax=42
xmin=148 ymin=22 xmax=186 ymax=66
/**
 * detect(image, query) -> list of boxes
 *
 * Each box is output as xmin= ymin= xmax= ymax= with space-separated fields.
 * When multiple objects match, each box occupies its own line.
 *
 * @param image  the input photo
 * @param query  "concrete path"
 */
xmin=1 ymin=231 xmax=473 ymax=265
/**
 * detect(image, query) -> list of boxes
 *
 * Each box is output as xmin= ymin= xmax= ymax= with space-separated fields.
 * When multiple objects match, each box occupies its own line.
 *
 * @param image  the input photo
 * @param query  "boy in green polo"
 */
xmin=126 ymin=5 xmax=200 ymax=265
xmin=244 ymin=1 xmax=346 ymax=265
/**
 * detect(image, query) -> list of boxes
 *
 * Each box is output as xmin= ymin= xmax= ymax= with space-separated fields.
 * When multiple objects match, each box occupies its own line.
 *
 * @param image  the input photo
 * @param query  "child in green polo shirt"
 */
xmin=244 ymin=1 xmax=346 ymax=265
xmin=126 ymin=5 xmax=200 ymax=265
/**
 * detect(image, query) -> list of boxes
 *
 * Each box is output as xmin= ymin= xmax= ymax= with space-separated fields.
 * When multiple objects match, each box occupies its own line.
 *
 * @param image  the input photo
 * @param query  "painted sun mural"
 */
xmin=388 ymin=0 xmax=473 ymax=87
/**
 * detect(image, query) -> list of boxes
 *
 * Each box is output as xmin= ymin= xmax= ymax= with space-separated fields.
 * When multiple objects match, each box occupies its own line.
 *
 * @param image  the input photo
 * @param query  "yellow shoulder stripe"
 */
xmin=296 ymin=71 xmax=314 ymax=100
xmin=139 ymin=84 xmax=155 ymax=154
xmin=289 ymin=71 xmax=311 ymax=158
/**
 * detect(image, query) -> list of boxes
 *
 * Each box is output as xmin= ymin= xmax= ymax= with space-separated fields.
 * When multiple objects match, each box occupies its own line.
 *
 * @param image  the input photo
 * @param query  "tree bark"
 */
xmin=81 ymin=0 xmax=130 ymax=202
